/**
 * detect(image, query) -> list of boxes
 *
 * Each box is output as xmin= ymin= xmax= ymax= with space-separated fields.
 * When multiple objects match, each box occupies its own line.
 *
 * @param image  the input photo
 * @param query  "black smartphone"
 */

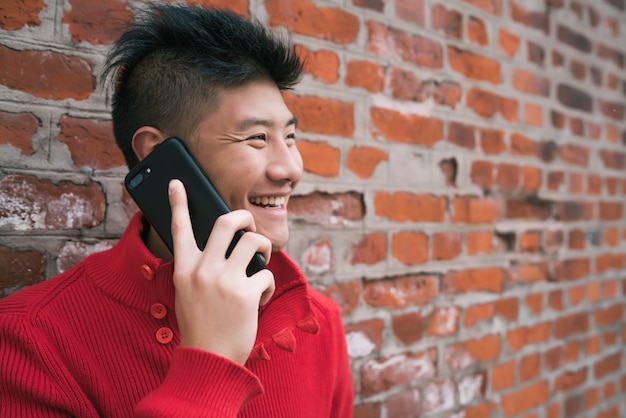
xmin=124 ymin=137 xmax=266 ymax=276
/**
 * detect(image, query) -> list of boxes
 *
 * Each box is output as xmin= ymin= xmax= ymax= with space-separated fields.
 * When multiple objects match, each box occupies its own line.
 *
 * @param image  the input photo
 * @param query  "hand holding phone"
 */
xmin=124 ymin=137 xmax=266 ymax=276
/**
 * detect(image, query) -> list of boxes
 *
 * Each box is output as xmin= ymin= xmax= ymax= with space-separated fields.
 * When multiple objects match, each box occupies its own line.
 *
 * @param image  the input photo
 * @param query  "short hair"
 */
xmin=102 ymin=3 xmax=303 ymax=169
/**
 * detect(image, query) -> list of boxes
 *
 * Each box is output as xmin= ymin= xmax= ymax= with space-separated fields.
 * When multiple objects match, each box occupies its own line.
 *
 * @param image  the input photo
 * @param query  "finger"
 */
xmin=203 ymin=210 xmax=258 ymax=261
xmin=227 ymin=230 xmax=272 ymax=272
xmin=168 ymin=179 xmax=198 ymax=257
xmin=253 ymin=269 xmax=275 ymax=306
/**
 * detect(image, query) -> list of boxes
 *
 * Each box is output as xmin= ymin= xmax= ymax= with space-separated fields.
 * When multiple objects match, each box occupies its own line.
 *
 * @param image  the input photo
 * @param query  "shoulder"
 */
xmin=307 ymin=287 xmax=344 ymax=327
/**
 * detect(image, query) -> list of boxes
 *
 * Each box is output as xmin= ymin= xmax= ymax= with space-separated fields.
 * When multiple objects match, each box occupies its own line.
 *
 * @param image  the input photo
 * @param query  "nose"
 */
xmin=266 ymin=139 xmax=303 ymax=185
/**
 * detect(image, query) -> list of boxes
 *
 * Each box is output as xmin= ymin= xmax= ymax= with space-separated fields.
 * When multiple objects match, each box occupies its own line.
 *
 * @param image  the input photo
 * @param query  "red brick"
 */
xmin=560 ymin=144 xmax=590 ymax=166
xmin=524 ymin=293 xmax=543 ymax=315
xmin=363 ymin=275 xmax=438 ymax=309
xmin=466 ymin=230 xmax=492 ymax=255
xmin=525 ymin=102 xmax=543 ymax=127
xmin=448 ymin=121 xmax=475 ymax=149
xmin=374 ymin=192 xmax=445 ymax=223
xmin=432 ymin=233 xmax=462 ymax=261
xmin=283 ymin=93 xmax=353 ymax=137
xmin=519 ymin=353 xmax=540 ymax=382
xmin=448 ymin=47 xmax=501 ymax=84
xmin=346 ymin=146 xmax=389 ymax=180
xmin=322 ymin=280 xmax=361 ymax=315
xmin=352 ymin=403 xmax=381 ymax=418
xmin=498 ymin=28 xmax=520 ymax=56
xmin=0 ymin=111 xmax=38 ymax=155
xmin=464 ymin=303 xmax=493 ymax=327
xmin=599 ymin=149 xmax=626 ymax=170
xmin=63 ymin=0 xmax=132 ymax=45
xmin=300 ymin=238 xmax=332 ymax=274
xmin=554 ymin=201 xmax=593 ymax=222
xmin=470 ymin=160 xmax=494 ymax=190
xmin=392 ymin=312 xmax=425 ymax=344
xmin=352 ymin=0 xmax=384 ymax=12
xmin=344 ymin=318 xmax=384 ymax=358
xmin=392 ymin=231 xmax=428 ymax=265
xmin=0 ymin=175 xmax=105 ymax=230
xmin=451 ymin=196 xmax=498 ymax=224
xmin=594 ymin=304 xmax=624 ymax=327
xmin=370 ymin=107 xmax=443 ymax=146
xmin=288 ymin=191 xmax=364 ymax=226
xmin=345 ymin=60 xmax=384 ymax=93
xmin=443 ymin=268 xmax=504 ymax=294
xmin=385 ymin=389 xmax=421 ymax=418
xmin=0 ymin=0 xmax=45 ymax=30
xmin=296 ymin=140 xmax=340 ymax=177
xmin=351 ymin=232 xmax=387 ymax=266
xmin=547 ymin=171 xmax=565 ymax=191
xmin=367 ymin=21 xmax=442 ymax=68
xmin=502 ymin=380 xmax=549 ymax=417
xmin=510 ymin=2 xmax=549 ymax=33
xmin=494 ymin=297 xmax=519 ymax=321
xmin=468 ymin=16 xmax=488 ymax=45
xmin=480 ymin=128 xmax=506 ymax=155
xmin=506 ymin=198 xmax=551 ymax=220
xmin=594 ymin=352 xmax=621 ymax=379
xmin=596 ymin=253 xmax=624 ymax=273
xmin=555 ymin=368 xmax=587 ymax=392
xmin=395 ymin=0 xmax=425 ymax=25
xmin=461 ymin=0 xmax=501 ymax=15
xmin=432 ymin=4 xmax=462 ymax=39
xmin=496 ymin=163 xmax=521 ymax=191
xmin=0 ymin=46 xmax=94 ymax=100
xmin=464 ymin=334 xmax=501 ymax=362
xmin=554 ymin=257 xmax=591 ymax=281
xmin=267 ymin=0 xmax=358 ymax=44
xmin=464 ymin=402 xmax=497 ymax=418
xmin=0 ymin=245 xmax=45 ymax=295
xmin=514 ymin=263 xmax=548 ymax=282
xmin=466 ymin=88 xmax=498 ymax=118
xmin=512 ymin=69 xmax=550 ymax=96
xmin=543 ymin=346 xmax=562 ymax=371
xmin=56 ymin=240 xmax=114 ymax=273
xmin=548 ymin=290 xmax=563 ymax=311
xmin=510 ymin=132 xmax=539 ymax=159
xmin=506 ymin=323 xmax=551 ymax=351
xmin=554 ymin=312 xmax=589 ymax=339
xmin=492 ymin=360 xmax=515 ymax=391
xmin=599 ymin=201 xmax=623 ymax=221
xmin=360 ymin=350 xmax=436 ymax=396
xmin=427 ymin=306 xmax=459 ymax=336
xmin=58 ymin=116 xmax=123 ymax=170
xmin=499 ymin=96 xmax=519 ymax=122
xmin=297 ymin=46 xmax=339 ymax=84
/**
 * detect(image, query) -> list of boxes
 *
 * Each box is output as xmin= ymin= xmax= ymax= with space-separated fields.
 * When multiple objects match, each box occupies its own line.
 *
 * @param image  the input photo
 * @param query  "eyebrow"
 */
xmin=236 ymin=116 xmax=298 ymax=131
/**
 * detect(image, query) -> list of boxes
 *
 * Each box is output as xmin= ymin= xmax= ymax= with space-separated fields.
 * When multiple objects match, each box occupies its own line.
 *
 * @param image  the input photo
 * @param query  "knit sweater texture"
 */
xmin=0 ymin=214 xmax=353 ymax=417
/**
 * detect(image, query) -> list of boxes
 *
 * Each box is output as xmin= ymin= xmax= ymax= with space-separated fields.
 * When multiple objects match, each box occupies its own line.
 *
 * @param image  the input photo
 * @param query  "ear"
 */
xmin=132 ymin=127 xmax=166 ymax=161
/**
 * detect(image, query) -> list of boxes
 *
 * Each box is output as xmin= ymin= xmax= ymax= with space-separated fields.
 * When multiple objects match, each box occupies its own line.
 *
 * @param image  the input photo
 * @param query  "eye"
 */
xmin=285 ymin=132 xmax=296 ymax=145
xmin=246 ymin=133 xmax=267 ymax=141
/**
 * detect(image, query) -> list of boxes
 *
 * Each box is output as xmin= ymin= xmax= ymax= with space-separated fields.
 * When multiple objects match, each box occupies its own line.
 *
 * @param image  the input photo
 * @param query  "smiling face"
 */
xmin=186 ymin=79 xmax=303 ymax=251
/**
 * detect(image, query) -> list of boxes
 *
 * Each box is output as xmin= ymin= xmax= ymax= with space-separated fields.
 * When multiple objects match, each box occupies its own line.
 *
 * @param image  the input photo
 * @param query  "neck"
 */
xmin=145 ymin=225 xmax=173 ymax=262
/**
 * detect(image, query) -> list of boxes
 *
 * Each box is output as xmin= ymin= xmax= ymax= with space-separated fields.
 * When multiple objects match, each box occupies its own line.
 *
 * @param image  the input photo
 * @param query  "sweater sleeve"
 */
xmin=134 ymin=346 xmax=264 ymax=417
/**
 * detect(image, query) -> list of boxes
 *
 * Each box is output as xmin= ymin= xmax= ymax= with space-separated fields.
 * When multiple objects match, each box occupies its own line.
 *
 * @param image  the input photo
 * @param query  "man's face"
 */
xmin=188 ymin=79 xmax=303 ymax=251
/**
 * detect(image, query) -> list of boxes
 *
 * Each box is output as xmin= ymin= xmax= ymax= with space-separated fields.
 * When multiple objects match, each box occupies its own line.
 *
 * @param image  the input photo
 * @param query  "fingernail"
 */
xmin=168 ymin=180 xmax=178 ymax=195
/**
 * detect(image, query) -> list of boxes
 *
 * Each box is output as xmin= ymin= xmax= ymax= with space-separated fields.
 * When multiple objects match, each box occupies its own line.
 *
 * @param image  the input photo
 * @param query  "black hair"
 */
xmin=102 ymin=3 xmax=303 ymax=168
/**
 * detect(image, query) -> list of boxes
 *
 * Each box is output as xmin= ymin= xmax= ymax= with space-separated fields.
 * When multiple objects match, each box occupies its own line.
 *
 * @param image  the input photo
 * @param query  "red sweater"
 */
xmin=0 ymin=214 xmax=353 ymax=417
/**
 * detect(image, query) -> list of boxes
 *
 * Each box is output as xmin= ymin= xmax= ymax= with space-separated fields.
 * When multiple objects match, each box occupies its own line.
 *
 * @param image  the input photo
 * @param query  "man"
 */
xmin=0 ymin=4 xmax=353 ymax=417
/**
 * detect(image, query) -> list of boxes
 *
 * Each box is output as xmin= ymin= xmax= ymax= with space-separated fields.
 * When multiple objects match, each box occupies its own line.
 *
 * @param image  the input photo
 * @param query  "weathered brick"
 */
xmin=350 ymin=232 xmax=387 ymax=266
xmin=461 ymin=0 xmax=501 ymax=15
xmin=480 ymin=128 xmax=506 ymax=155
xmin=0 ymin=245 xmax=45 ymax=296
xmin=422 ymin=379 xmax=455 ymax=414
xmin=554 ymin=312 xmax=589 ymax=338
xmin=322 ymin=280 xmax=361 ymax=315
xmin=512 ymin=69 xmax=550 ymax=96
xmin=0 ymin=0 xmax=45 ymax=30
xmin=427 ymin=306 xmax=459 ymax=336
xmin=346 ymin=146 xmax=388 ymax=180
xmin=58 ymin=116 xmax=123 ymax=170
xmin=0 ymin=111 xmax=38 ymax=155
xmin=432 ymin=232 xmax=462 ymax=261
xmin=557 ymin=84 xmax=592 ymax=112
xmin=432 ymin=4 xmax=462 ymax=39
xmin=345 ymin=318 xmax=384 ymax=358
xmin=385 ymin=389 xmax=421 ymax=418
xmin=447 ymin=121 xmax=475 ymax=149
xmin=510 ymin=2 xmax=549 ymax=33
xmin=395 ymin=0 xmax=425 ymax=25
xmin=468 ymin=16 xmax=488 ymax=45
xmin=0 ymin=175 xmax=105 ymax=230
xmin=63 ymin=0 xmax=133 ymax=45
xmin=288 ymin=191 xmax=364 ymax=226
xmin=464 ymin=303 xmax=493 ymax=327
xmin=557 ymin=25 xmax=592 ymax=52
xmin=360 ymin=350 xmax=436 ymax=396
xmin=506 ymin=198 xmax=551 ymax=220
xmin=367 ymin=21 xmax=443 ymax=68
xmin=266 ymin=0 xmax=358 ymax=44
xmin=470 ymin=160 xmax=494 ymax=191
xmin=353 ymin=0 xmax=384 ymax=12
xmin=56 ymin=240 xmax=115 ymax=273
xmin=363 ymin=275 xmax=438 ymax=309
xmin=0 ymin=46 xmax=94 ymax=100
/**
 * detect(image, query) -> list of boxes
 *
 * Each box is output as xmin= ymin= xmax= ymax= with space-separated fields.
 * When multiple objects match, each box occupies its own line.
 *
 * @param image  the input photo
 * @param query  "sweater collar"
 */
xmin=86 ymin=213 xmax=317 ymax=358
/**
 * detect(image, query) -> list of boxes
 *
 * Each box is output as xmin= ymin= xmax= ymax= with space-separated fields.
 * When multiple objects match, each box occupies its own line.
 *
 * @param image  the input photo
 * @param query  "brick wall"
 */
xmin=1 ymin=0 xmax=625 ymax=416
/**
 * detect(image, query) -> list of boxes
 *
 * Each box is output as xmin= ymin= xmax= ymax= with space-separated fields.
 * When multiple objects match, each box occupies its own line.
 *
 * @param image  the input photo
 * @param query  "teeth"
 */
xmin=249 ymin=196 xmax=286 ymax=207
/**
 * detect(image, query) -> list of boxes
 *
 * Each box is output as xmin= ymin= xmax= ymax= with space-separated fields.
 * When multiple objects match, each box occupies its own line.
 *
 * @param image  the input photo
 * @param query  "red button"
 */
xmin=141 ymin=264 xmax=155 ymax=280
xmin=150 ymin=303 xmax=167 ymax=319
xmin=156 ymin=327 xmax=173 ymax=344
